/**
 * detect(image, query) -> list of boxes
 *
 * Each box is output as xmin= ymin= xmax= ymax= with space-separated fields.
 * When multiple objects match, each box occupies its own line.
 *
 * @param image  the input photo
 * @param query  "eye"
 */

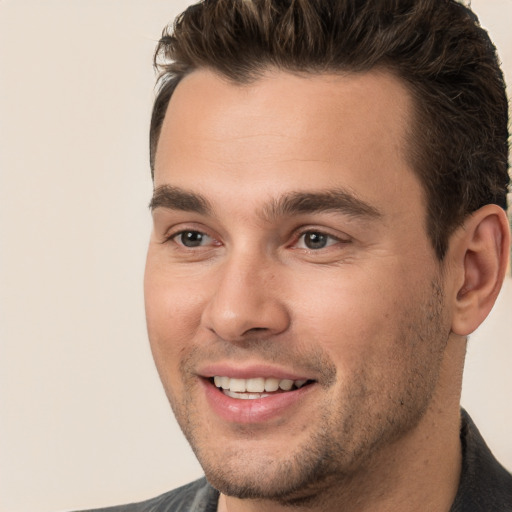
xmin=296 ymin=231 xmax=339 ymax=250
xmin=172 ymin=230 xmax=216 ymax=248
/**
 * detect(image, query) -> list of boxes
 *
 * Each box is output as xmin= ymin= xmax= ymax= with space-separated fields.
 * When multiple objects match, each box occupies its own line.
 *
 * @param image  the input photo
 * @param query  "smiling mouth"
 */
xmin=211 ymin=376 xmax=313 ymax=400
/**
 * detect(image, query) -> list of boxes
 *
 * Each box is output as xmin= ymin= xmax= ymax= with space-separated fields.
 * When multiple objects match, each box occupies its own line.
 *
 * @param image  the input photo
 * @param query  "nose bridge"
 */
xmin=201 ymin=246 xmax=290 ymax=341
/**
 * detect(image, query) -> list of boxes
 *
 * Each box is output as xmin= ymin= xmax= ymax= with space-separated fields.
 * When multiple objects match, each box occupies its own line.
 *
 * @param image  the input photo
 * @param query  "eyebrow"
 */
xmin=262 ymin=189 xmax=382 ymax=221
xmin=150 ymin=185 xmax=382 ymax=220
xmin=149 ymin=185 xmax=212 ymax=214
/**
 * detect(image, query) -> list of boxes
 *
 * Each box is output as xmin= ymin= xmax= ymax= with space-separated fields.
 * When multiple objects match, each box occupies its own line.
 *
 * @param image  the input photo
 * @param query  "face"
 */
xmin=145 ymin=69 xmax=452 ymax=502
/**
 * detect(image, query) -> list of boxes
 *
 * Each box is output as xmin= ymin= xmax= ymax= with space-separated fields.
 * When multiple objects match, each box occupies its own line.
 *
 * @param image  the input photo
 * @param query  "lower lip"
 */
xmin=201 ymin=379 xmax=315 ymax=424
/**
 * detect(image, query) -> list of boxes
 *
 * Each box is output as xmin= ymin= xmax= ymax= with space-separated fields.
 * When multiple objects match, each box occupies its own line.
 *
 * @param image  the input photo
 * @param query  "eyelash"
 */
xmin=293 ymin=230 xmax=345 ymax=250
xmin=164 ymin=229 xmax=219 ymax=248
xmin=164 ymin=228 xmax=348 ymax=251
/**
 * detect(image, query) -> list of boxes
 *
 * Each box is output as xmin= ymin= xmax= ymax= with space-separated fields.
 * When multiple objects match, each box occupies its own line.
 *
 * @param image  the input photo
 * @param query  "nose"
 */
xmin=200 ymin=253 xmax=291 ymax=343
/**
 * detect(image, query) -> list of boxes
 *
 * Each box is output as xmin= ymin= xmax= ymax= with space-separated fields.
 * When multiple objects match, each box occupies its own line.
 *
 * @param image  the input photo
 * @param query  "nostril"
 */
xmin=244 ymin=327 xmax=268 ymax=335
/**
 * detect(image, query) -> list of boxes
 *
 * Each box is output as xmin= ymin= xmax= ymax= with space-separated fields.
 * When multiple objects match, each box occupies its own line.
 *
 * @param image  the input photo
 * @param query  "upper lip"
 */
xmin=197 ymin=362 xmax=315 ymax=382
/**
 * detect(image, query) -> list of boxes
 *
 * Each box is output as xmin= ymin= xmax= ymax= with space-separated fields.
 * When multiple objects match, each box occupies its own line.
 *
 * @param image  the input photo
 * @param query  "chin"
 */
xmin=191 ymin=423 xmax=352 ymax=504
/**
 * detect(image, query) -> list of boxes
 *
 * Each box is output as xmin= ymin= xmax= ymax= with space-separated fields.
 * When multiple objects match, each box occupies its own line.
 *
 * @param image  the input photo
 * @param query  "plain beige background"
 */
xmin=0 ymin=2 xmax=511 ymax=511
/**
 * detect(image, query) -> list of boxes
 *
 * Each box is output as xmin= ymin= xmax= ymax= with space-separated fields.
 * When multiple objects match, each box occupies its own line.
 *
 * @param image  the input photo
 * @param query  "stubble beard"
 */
xmin=165 ymin=279 xmax=449 ymax=507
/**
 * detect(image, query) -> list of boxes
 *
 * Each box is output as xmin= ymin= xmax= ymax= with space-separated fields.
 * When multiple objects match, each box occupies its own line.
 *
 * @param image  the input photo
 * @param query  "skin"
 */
xmin=144 ymin=69 xmax=508 ymax=511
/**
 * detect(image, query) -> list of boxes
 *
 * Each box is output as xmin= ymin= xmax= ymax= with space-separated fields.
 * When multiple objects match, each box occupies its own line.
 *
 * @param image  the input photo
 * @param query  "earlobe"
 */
xmin=450 ymin=204 xmax=510 ymax=337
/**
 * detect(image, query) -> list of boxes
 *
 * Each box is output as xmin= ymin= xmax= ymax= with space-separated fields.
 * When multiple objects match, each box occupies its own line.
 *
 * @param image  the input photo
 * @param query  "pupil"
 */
xmin=305 ymin=232 xmax=327 ymax=249
xmin=182 ymin=231 xmax=203 ymax=247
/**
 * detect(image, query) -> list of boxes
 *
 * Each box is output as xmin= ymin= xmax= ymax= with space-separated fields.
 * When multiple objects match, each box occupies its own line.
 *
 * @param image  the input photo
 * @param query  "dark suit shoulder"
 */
xmin=75 ymin=477 xmax=218 ymax=512
xmin=451 ymin=410 xmax=512 ymax=511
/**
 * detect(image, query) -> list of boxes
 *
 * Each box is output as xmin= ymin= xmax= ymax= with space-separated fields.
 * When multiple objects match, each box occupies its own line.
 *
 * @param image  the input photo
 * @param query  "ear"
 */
xmin=449 ymin=204 xmax=510 ymax=336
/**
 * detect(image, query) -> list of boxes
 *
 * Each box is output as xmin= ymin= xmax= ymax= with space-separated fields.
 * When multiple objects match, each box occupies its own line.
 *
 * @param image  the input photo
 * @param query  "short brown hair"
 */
xmin=150 ymin=0 xmax=510 ymax=259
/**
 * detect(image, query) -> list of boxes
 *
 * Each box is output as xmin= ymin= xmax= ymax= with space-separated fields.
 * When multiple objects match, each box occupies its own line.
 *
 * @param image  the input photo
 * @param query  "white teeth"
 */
xmin=246 ymin=377 xmax=265 ymax=393
xmin=229 ymin=378 xmax=246 ymax=392
xmin=224 ymin=390 xmax=270 ymax=400
xmin=264 ymin=377 xmax=280 ymax=392
xmin=279 ymin=379 xmax=294 ymax=391
xmin=213 ymin=376 xmax=309 ymax=395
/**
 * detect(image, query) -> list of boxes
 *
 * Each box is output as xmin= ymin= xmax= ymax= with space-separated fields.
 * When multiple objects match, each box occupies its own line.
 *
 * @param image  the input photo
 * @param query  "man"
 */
xmin=86 ymin=0 xmax=511 ymax=510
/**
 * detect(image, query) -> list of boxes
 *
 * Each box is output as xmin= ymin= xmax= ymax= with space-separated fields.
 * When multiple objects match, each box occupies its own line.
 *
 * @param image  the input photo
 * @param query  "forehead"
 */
xmin=154 ymin=68 xmax=422 ymax=219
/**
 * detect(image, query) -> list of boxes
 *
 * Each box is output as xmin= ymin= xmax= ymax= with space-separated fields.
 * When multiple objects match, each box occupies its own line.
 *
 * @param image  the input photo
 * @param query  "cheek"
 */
xmin=144 ymin=259 xmax=207 ymax=381
xmin=145 ymin=252 xmax=207 ymax=330
xmin=291 ymin=268 xmax=392 ymax=340
xmin=289 ymin=266 xmax=423 ymax=379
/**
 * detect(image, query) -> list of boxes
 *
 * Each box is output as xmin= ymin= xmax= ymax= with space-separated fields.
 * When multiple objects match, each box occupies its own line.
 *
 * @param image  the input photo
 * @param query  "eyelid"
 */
xmin=161 ymin=225 xmax=220 ymax=247
xmin=159 ymin=223 xmax=350 ymax=251
xmin=291 ymin=227 xmax=351 ymax=247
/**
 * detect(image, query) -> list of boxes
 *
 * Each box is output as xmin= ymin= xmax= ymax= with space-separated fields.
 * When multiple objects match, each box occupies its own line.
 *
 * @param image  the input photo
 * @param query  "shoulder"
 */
xmin=451 ymin=409 xmax=512 ymax=511
xmin=75 ymin=477 xmax=219 ymax=512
